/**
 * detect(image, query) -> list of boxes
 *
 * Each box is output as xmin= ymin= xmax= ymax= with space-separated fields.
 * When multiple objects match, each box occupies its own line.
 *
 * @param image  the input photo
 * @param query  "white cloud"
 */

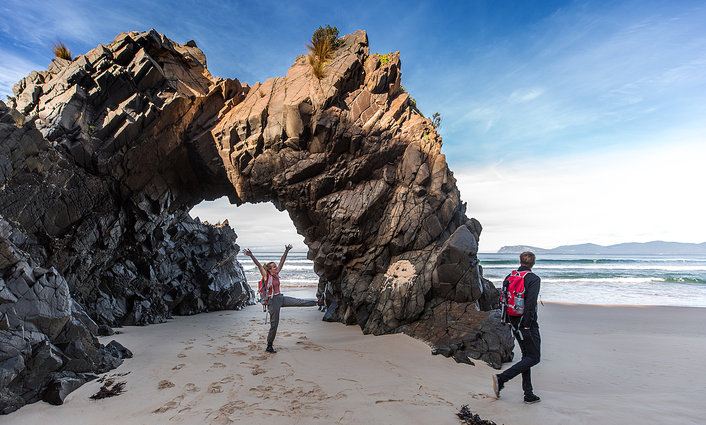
xmin=456 ymin=141 xmax=706 ymax=252
xmin=510 ymin=87 xmax=544 ymax=103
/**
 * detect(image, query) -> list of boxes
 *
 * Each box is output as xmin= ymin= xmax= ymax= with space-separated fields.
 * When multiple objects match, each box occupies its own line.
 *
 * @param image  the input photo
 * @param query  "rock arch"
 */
xmin=1 ymin=29 xmax=513 ymax=412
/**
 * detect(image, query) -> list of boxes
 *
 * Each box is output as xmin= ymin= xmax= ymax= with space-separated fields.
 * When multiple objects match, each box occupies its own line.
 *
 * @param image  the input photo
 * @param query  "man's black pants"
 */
xmin=498 ymin=327 xmax=541 ymax=395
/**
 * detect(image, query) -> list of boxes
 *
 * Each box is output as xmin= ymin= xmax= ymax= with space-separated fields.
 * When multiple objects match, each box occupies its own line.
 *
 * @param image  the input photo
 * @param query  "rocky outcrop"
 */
xmin=0 ymin=31 xmax=251 ymax=412
xmin=0 ymin=216 xmax=131 ymax=413
xmin=2 ymin=29 xmax=513 ymax=412
xmin=208 ymin=31 xmax=509 ymax=354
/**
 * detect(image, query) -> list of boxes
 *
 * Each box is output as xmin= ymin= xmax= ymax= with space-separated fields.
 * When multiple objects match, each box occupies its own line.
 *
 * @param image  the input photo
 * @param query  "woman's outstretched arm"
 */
xmin=243 ymin=249 xmax=266 ymax=279
xmin=277 ymin=244 xmax=293 ymax=272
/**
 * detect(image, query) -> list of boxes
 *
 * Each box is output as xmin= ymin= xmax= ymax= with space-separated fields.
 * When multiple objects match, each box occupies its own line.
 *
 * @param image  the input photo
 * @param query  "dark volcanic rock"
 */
xmin=0 ymin=217 xmax=123 ymax=414
xmin=2 ymin=29 xmax=514 ymax=412
xmin=1 ymin=31 xmax=251 ymax=413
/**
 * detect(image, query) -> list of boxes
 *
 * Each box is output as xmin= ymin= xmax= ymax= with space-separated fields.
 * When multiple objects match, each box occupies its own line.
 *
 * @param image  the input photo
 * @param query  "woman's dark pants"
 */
xmin=266 ymin=294 xmax=284 ymax=347
xmin=498 ymin=327 xmax=541 ymax=395
xmin=266 ymin=294 xmax=318 ymax=347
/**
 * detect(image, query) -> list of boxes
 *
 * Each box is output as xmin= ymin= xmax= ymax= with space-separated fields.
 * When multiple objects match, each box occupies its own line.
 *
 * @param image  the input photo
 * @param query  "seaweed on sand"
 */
xmin=457 ymin=405 xmax=499 ymax=425
xmin=90 ymin=379 xmax=126 ymax=399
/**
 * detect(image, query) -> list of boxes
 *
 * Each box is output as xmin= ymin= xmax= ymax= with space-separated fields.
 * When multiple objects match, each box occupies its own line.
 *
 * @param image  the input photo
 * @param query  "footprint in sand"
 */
xmin=250 ymin=354 xmax=268 ymax=361
xmin=210 ymin=362 xmax=226 ymax=369
xmin=172 ymin=363 xmax=186 ymax=370
xmin=185 ymin=383 xmax=200 ymax=392
xmin=469 ymin=392 xmax=493 ymax=400
xmin=338 ymin=410 xmax=354 ymax=422
xmin=208 ymin=383 xmax=222 ymax=393
xmin=177 ymin=353 xmax=187 ymax=358
xmin=295 ymin=340 xmax=322 ymax=351
xmin=153 ymin=395 xmax=184 ymax=413
xmin=375 ymin=399 xmax=404 ymax=404
xmin=157 ymin=380 xmax=175 ymax=390
xmin=219 ymin=375 xmax=237 ymax=384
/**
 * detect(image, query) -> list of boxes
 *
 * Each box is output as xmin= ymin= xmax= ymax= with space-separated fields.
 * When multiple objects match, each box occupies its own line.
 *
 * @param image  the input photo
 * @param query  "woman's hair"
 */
xmin=265 ymin=262 xmax=277 ymax=275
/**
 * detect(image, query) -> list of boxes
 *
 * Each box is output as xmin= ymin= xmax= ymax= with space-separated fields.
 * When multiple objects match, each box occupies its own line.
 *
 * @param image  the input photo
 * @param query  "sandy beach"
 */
xmin=4 ymin=302 xmax=705 ymax=425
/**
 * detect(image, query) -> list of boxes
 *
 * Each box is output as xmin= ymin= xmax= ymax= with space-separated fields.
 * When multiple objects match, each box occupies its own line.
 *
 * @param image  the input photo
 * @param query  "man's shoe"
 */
xmin=524 ymin=394 xmax=541 ymax=404
xmin=265 ymin=346 xmax=276 ymax=353
xmin=492 ymin=375 xmax=504 ymax=398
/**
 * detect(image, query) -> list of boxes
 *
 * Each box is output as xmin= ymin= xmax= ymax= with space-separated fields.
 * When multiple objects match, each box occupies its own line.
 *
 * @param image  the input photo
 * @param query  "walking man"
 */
xmin=493 ymin=251 xmax=542 ymax=404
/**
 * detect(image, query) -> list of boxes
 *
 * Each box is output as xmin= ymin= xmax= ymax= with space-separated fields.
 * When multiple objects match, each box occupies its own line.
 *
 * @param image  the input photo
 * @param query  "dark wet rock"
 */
xmin=97 ymin=325 xmax=114 ymax=336
xmin=105 ymin=340 xmax=133 ymax=360
xmin=431 ymin=345 xmax=453 ymax=357
xmin=322 ymin=299 xmax=341 ymax=322
xmin=43 ymin=376 xmax=84 ymax=405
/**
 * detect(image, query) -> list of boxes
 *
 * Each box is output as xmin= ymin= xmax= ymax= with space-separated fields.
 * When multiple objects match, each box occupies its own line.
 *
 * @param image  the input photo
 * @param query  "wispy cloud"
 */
xmin=0 ymin=49 xmax=43 ymax=98
xmin=510 ymin=87 xmax=544 ymax=103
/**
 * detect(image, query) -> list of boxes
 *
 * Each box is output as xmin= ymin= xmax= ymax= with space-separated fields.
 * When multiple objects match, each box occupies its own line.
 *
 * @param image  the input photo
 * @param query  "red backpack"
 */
xmin=258 ymin=278 xmax=271 ymax=306
xmin=502 ymin=270 xmax=530 ymax=317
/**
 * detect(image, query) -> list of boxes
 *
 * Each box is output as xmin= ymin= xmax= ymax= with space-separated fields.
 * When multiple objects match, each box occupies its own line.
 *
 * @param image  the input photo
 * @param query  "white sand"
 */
xmin=5 ymin=303 xmax=706 ymax=425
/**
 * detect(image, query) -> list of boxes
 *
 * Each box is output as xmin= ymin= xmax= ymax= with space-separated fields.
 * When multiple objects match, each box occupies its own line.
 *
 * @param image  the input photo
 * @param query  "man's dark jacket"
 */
xmin=504 ymin=265 xmax=540 ymax=329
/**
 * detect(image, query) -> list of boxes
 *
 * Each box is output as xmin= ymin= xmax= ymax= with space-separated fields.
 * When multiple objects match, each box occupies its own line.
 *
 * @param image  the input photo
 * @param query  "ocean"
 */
xmin=237 ymin=251 xmax=706 ymax=307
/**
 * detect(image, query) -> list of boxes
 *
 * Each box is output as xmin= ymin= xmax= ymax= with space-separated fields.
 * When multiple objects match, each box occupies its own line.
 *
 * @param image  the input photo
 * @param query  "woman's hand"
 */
xmin=285 ymin=244 xmax=293 ymax=252
xmin=243 ymin=248 xmax=253 ymax=257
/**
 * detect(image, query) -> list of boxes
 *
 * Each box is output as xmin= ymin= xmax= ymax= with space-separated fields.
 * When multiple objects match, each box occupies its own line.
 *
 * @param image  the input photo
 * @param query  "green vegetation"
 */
xmin=409 ymin=97 xmax=422 ymax=116
xmin=432 ymin=112 xmax=441 ymax=129
xmin=307 ymin=25 xmax=340 ymax=80
xmin=312 ymin=25 xmax=340 ymax=49
xmin=370 ymin=52 xmax=392 ymax=66
xmin=52 ymin=41 xmax=73 ymax=61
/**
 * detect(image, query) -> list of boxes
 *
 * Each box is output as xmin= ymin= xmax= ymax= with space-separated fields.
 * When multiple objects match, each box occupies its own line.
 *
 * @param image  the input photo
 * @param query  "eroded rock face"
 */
xmin=1 ymin=30 xmax=251 ymax=412
xmin=2 ymin=29 xmax=512 ymax=412
xmin=0 ymin=216 xmax=130 ymax=414
xmin=209 ymin=31 xmax=507 ymax=346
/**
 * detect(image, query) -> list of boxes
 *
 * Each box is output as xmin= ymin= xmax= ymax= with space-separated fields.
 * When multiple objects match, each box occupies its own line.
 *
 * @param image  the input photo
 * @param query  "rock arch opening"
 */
xmin=190 ymin=198 xmax=317 ymax=298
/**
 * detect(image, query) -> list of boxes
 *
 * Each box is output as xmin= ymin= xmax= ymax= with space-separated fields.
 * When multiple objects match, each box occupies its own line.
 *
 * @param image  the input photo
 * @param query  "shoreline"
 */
xmin=4 ymin=303 xmax=705 ymax=424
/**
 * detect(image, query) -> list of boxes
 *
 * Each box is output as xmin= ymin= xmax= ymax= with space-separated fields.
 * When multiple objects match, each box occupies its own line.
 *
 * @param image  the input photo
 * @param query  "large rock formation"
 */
xmin=1 ymin=29 xmax=513 ymax=412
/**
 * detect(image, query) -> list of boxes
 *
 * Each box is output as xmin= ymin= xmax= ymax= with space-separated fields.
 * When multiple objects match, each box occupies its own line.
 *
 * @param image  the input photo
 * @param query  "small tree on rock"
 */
xmin=307 ymin=25 xmax=340 ymax=79
xmin=52 ymin=41 xmax=73 ymax=61
xmin=432 ymin=112 xmax=442 ymax=129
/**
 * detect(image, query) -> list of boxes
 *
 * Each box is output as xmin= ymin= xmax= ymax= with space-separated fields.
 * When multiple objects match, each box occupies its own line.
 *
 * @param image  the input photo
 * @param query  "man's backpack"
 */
xmin=502 ymin=270 xmax=530 ymax=318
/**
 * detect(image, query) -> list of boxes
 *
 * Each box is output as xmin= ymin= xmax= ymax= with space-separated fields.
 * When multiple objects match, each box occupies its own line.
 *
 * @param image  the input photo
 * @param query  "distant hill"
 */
xmin=497 ymin=241 xmax=706 ymax=255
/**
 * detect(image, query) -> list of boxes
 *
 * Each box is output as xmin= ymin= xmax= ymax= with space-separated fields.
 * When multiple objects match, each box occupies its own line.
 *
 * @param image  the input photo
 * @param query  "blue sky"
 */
xmin=2 ymin=0 xmax=705 ymax=251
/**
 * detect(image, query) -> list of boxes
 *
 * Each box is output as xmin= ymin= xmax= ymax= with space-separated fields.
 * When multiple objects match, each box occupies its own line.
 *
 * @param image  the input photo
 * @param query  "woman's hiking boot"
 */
xmin=492 ymin=375 xmax=504 ymax=398
xmin=265 ymin=345 xmax=277 ymax=353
